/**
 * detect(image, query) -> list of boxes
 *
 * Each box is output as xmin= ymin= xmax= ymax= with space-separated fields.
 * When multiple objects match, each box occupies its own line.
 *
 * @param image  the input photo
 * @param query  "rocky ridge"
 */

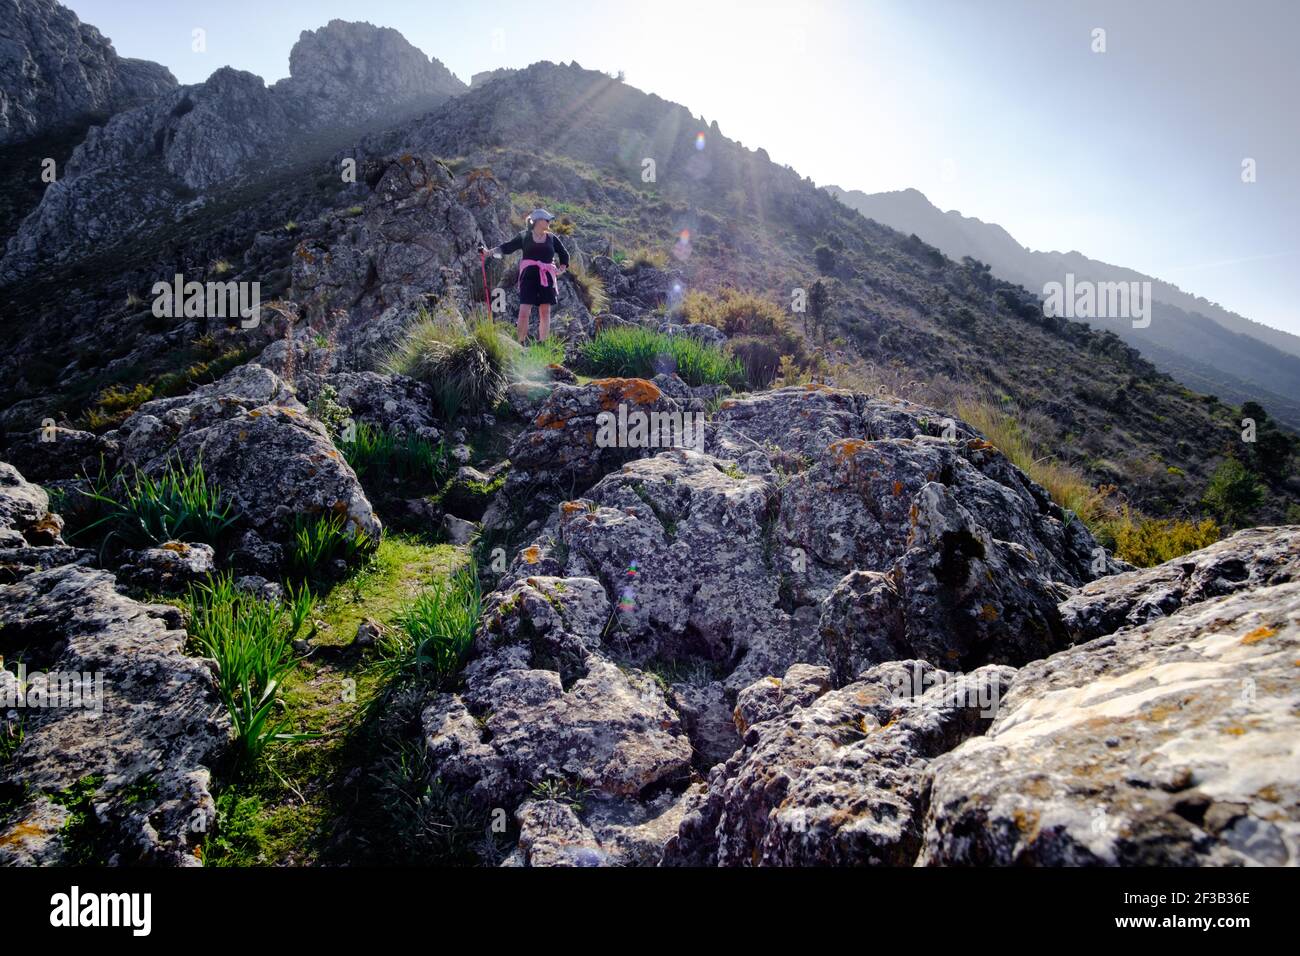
xmin=0 ymin=0 xmax=176 ymax=146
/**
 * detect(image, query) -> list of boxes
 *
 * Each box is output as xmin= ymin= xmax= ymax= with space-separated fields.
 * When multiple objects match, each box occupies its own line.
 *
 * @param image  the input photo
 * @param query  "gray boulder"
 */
xmin=664 ymin=661 xmax=1015 ymax=866
xmin=0 ymin=564 xmax=228 ymax=865
xmin=108 ymin=363 xmax=381 ymax=546
xmin=920 ymin=580 xmax=1300 ymax=866
xmin=1060 ymin=525 xmax=1300 ymax=643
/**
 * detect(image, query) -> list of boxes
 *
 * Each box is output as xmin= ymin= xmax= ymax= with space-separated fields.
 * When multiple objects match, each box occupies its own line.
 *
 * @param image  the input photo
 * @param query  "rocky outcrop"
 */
xmin=0 ymin=460 xmax=90 ymax=581
xmin=1060 ymin=525 xmax=1300 ymax=643
xmin=0 ymin=459 xmax=228 ymax=865
xmin=107 ymin=362 xmax=381 ymax=545
xmin=921 ymin=579 xmax=1300 ymax=866
xmin=469 ymin=68 xmax=518 ymax=90
xmin=2 ymin=19 xmax=465 ymax=279
xmin=430 ymin=383 xmax=1120 ymax=864
xmin=665 ymin=661 xmax=1015 ymax=866
xmin=274 ymin=19 xmax=465 ymax=118
xmin=421 ymin=573 xmax=695 ymax=865
xmin=0 ymin=564 xmax=228 ymax=865
xmin=288 ymin=152 xmax=511 ymax=329
xmin=0 ymin=0 xmax=176 ymax=145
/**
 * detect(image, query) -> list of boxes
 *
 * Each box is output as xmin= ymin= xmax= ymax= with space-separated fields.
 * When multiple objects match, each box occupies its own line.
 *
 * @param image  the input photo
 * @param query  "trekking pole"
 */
xmin=480 ymin=249 xmax=491 ymax=315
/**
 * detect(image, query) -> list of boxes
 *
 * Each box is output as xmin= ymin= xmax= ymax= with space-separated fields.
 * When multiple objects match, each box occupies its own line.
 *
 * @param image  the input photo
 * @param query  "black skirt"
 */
xmin=518 ymin=265 xmax=558 ymax=306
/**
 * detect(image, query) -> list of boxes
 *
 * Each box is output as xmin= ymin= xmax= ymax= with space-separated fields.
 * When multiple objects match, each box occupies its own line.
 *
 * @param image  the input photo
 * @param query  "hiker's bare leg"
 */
xmin=516 ymin=304 xmax=531 ymax=344
xmin=538 ymin=304 xmax=551 ymax=341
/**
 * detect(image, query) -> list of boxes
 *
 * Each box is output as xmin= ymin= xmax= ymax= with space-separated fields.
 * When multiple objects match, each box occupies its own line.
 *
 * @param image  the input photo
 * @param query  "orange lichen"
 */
xmin=592 ymin=378 xmax=662 ymax=410
xmin=561 ymin=501 xmax=585 ymax=515
xmin=828 ymin=438 xmax=867 ymax=465
xmin=892 ymin=480 xmax=904 ymax=496
xmin=522 ymin=545 xmax=541 ymax=565
xmin=979 ymin=604 xmax=999 ymax=622
xmin=533 ymin=410 xmax=569 ymax=430
xmin=1241 ymin=625 xmax=1277 ymax=645
xmin=0 ymin=820 xmax=47 ymax=848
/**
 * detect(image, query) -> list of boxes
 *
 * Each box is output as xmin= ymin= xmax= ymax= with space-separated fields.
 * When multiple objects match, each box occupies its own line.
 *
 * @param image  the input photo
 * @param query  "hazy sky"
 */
xmin=68 ymin=0 xmax=1299 ymax=336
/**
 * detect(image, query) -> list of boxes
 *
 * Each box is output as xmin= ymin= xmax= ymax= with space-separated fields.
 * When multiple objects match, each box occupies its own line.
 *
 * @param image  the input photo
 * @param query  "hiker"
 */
xmin=479 ymin=209 xmax=570 ymax=344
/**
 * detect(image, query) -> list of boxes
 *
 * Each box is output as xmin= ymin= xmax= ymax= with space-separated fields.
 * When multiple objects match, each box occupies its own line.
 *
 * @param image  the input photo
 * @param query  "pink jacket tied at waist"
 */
xmin=518 ymin=258 xmax=559 ymax=290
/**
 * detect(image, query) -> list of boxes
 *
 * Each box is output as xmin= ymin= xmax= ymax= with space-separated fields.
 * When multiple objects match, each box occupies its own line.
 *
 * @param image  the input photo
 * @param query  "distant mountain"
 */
xmin=0 ymin=0 xmax=176 ymax=145
xmin=826 ymin=186 xmax=1300 ymax=428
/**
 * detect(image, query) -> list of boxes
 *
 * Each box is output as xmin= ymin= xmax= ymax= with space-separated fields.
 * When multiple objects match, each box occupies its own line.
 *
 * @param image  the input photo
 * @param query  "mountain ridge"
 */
xmin=826 ymin=184 xmax=1300 ymax=428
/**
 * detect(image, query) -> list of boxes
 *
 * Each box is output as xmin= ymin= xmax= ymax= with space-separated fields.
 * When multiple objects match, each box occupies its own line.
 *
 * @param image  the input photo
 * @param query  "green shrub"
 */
xmin=378 ymin=567 xmax=482 ymax=686
xmin=681 ymin=288 xmax=787 ymax=338
xmin=288 ymin=512 xmax=373 ymax=583
xmin=186 ymin=574 xmax=316 ymax=767
xmin=72 ymin=456 xmax=236 ymax=551
xmin=1098 ymin=511 xmax=1220 ymax=567
xmin=1202 ymin=458 xmax=1264 ymax=529
xmin=340 ymin=422 xmax=449 ymax=487
xmin=384 ymin=315 xmax=513 ymax=422
xmin=577 ymin=326 xmax=743 ymax=388
xmin=627 ymin=246 xmax=669 ymax=269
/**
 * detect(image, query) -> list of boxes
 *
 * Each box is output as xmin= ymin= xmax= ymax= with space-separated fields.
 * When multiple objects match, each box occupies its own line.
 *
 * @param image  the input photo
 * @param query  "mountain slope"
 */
xmin=826 ymin=186 xmax=1300 ymax=427
xmin=0 ymin=57 xmax=1295 ymax=523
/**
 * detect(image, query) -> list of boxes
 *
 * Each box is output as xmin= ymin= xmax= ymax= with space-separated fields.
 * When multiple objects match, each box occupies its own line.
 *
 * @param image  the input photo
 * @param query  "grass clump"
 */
xmin=384 ymin=314 xmax=513 ymax=422
xmin=71 ymin=456 xmax=236 ymax=551
xmin=377 ymin=566 xmax=482 ymax=687
xmin=956 ymin=398 xmax=1108 ymax=525
xmin=288 ymin=512 xmax=373 ymax=584
xmin=340 ymin=422 xmax=449 ymax=487
xmin=577 ymin=326 xmax=743 ymax=388
xmin=568 ymin=263 xmax=608 ymax=314
xmin=186 ymin=574 xmax=316 ymax=769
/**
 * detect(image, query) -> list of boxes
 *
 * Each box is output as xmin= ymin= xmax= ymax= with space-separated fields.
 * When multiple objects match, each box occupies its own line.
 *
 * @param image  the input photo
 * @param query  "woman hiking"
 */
xmin=479 ymin=209 xmax=571 ymax=344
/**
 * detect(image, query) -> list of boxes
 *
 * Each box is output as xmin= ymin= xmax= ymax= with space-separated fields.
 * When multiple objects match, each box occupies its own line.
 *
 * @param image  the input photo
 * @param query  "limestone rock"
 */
xmin=0 ymin=564 xmax=229 ymax=865
xmin=920 ymin=581 xmax=1300 ymax=866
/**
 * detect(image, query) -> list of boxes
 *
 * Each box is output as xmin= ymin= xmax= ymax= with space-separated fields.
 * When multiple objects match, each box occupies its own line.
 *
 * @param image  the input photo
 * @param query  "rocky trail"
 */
xmin=1 ymin=348 xmax=1295 ymax=864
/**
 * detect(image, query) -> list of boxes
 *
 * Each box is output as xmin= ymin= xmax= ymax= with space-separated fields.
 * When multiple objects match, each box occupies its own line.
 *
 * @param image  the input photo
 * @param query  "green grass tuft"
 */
xmin=186 ymin=574 xmax=317 ymax=769
xmin=577 ymin=326 xmax=743 ymax=388
xmin=69 ymin=456 xmax=236 ymax=552
xmin=377 ymin=566 xmax=482 ymax=687
xmin=340 ymin=422 xmax=449 ymax=488
xmin=288 ymin=512 xmax=373 ymax=584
